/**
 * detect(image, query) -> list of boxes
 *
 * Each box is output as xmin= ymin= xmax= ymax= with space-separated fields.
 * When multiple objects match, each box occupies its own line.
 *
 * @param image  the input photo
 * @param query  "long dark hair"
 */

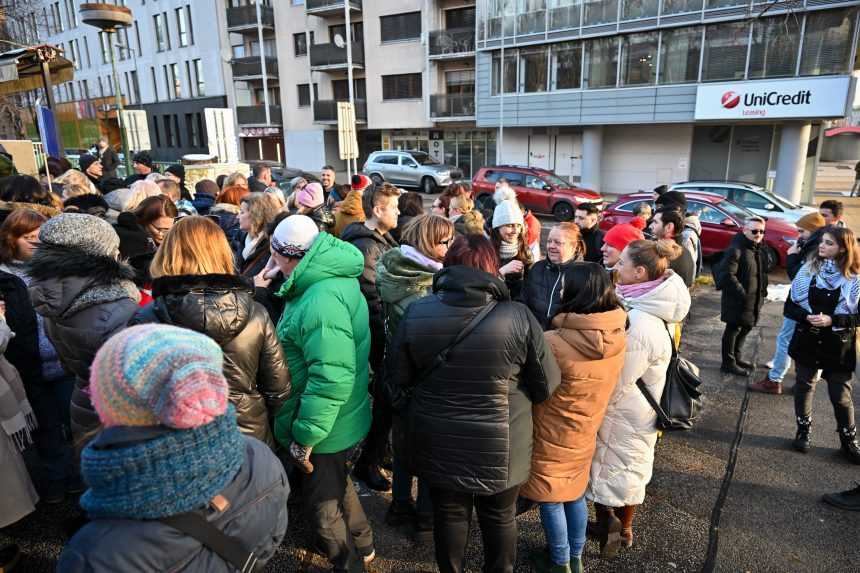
xmin=556 ymin=262 xmax=621 ymax=316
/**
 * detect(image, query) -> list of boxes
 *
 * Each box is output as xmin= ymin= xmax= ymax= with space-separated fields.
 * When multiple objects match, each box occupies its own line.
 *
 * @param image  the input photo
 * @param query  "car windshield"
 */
xmin=541 ymin=173 xmax=573 ymax=187
xmin=715 ymin=199 xmax=753 ymax=222
xmin=410 ymin=152 xmax=440 ymax=166
xmin=764 ymin=191 xmax=800 ymax=210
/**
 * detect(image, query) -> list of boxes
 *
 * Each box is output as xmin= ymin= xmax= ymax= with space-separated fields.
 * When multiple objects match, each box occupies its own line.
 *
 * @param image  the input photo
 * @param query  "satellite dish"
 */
xmin=334 ymin=34 xmax=345 ymax=49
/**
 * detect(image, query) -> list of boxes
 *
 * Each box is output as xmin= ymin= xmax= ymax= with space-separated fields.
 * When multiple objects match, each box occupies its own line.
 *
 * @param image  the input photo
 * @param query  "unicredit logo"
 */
xmin=721 ymin=91 xmax=740 ymax=109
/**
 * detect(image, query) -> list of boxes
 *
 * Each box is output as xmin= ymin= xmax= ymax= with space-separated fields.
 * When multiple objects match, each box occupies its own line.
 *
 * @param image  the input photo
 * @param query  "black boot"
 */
xmin=721 ymin=363 xmax=750 ymax=376
xmin=735 ymin=356 xmax=755 ymax=370
xmin=793 ymin=416 xmax=811 ymax=453
xmin=838 ymin=426 xmax=860 ymax=465
xmin=822 ymin=483 xmax=860 ymax=511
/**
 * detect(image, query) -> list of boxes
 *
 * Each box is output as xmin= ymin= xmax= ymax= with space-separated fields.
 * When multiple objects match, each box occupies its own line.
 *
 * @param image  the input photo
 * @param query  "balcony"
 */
xmin=236 ymin=105 xmax=282 ymax=126
xmin=428 ymin=28 xmax=475 ymax=59
xmin=306 ymin=0 xmax=362 ymax=18
xmin=313 ymin=99 xmax=367 ymax=124
xmin=226 ymin=5 xmax=274 ymax=32
xmin=430 ymin=93 xmax=475 ymax=120
xmin=231 ymin=57 xmax=278 ymax=80
xmin=309 ymin=42 xmax=364 ymax=70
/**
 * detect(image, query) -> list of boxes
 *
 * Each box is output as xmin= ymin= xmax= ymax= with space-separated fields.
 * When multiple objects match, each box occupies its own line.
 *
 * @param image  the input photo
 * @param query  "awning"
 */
xmin=0 ymin=45 xmax=74 ymax=96
xmin=824 ymin=126 xmax=860 ymax=137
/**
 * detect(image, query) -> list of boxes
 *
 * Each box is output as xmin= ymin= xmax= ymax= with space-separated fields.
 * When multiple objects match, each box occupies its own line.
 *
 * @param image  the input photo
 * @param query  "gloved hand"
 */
xmin=290 ymin=441 xmax=314 ymax=474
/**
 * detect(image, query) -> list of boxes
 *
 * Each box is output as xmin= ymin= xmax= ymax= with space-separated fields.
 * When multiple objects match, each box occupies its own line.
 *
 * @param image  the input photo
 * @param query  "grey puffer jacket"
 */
xmin=131 ymin=274 xmax=291 ymax=448
xmin=57 ymin=435 xmax=289 ymax=573
xmin=27 ymin=244 xmax=140 ymax=450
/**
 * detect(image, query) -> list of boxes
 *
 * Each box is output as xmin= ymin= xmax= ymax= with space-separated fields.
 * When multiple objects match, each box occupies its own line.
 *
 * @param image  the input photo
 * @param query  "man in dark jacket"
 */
xmin=714 ymin=216 xmax=768 ymax=376
xmin=123 ymin=151 xmax=155 ymax=187
xmin=96 ymin=137 xmax=119 ymax=181
xmin=249 ymin=164 xmax=273 ymax=193
xmin=340 ymin=182 xmax=400 ymax=492
xmin=650 ymin=207 xmax=695 ymax=287
xmin=574 ymin=203 xmax=604 ymax=264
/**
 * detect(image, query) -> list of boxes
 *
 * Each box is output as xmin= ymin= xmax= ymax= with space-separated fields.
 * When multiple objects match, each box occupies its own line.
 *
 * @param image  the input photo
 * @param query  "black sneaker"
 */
xmin=822 ymin=483 xmax=860 ymax=511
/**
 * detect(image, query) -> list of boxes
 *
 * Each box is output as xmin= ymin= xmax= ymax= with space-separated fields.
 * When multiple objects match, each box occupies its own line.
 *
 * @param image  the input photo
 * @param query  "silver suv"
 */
xmin=363 ymin=150 xmax=461 ymax=194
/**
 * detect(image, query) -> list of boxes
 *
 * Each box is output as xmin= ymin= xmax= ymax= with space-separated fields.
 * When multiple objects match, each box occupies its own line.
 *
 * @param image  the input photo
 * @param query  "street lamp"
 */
xmin=80 ymin=3 xmax=133 ymax=175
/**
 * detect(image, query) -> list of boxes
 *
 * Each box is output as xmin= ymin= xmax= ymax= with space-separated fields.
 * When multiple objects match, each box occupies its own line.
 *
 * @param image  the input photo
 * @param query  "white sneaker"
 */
xmin=765 ymin=360 xmax=774 ymax=369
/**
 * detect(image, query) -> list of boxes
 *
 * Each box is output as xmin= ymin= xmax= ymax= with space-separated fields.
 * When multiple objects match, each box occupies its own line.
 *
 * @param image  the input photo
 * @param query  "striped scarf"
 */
xmin=0 ymin=322 xmax=37 ymax=452
xmin=791 ymin=260 xmax=860 ymax=324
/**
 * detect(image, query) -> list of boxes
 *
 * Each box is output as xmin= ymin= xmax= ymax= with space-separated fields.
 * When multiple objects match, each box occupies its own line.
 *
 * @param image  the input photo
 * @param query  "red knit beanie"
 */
xmin=604 ymin=223 xmax=644 ymax=252
xmin=352 ymin=174 xmax=372 ymax=192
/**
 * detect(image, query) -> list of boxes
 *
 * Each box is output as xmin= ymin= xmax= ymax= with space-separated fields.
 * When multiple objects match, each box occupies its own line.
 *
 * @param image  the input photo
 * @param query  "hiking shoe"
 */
xmin=838 ymin=426 xmax=860 ymax=465
xmin=749 ymin=377 xmax=782 ymax=395
xmin=528 ymin=548 xmax=571 ymax=573
xmin=793 ymin=417 xmax=811 ymax=453
xmin=822 ymin=483 xmax=860 ymax=511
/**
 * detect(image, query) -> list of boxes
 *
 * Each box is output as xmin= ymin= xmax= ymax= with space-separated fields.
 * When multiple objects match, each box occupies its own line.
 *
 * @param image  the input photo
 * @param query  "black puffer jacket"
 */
xmin=520 ymin=259 xmax=577 ymax=330
xmin=131 ymin=274 xmax=291 ymax=448
xmin=714 ymin=232 xmax=768 ymax=326
xmin=0 ymin=269 xmax=41 ymax=385
xmin=385 ymin=265 xmax=561 ymax=495
xmin=235 ymin=232 xmax=271 ymax=279
xmin=340 ymin=222 xmax=398 ymax=370
xmin=581 ymin=225 xmax=605 ymax=265
xmin=787 ymin=227 xmax=825 ymax=280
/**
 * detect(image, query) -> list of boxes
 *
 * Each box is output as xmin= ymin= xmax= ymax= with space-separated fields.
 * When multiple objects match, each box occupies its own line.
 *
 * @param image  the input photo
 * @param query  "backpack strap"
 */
xmin=418 ymin=300 xmax=498 ymax=382
xmin=161 ymin=511 xmax=259 ymax=573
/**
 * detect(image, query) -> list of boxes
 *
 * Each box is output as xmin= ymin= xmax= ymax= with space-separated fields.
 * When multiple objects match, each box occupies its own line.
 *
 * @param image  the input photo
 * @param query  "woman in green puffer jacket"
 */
xmin=377 ymin=214 xmax=454 ymax=542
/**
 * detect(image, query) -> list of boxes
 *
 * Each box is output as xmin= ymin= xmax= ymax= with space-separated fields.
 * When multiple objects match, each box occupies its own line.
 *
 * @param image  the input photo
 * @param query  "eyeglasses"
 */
xmin=439 ymin=237 xmax=454 ymax=246
xmin=749 ymin=229 xmax=765 ymax=235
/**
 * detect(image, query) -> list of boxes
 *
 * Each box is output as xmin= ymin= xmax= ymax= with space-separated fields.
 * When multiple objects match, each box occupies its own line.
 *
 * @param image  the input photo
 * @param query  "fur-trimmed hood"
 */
xmin=27 ymin=243 xmax=140 ymax=319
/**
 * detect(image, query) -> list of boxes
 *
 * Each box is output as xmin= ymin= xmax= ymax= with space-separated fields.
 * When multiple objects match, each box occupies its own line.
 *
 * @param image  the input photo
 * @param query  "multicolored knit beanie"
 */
xmin=90 ymin=324 xmax=228 ymax=429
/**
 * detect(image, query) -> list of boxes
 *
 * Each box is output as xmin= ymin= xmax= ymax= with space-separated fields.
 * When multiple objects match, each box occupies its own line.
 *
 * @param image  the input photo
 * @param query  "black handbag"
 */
xmin=636 ymin=321 xmax=704 ymax=431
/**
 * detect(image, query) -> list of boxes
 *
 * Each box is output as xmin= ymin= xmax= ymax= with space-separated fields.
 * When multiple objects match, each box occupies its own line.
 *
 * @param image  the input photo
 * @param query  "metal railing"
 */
xmin=231 ymin=57 xmax=279 ymax=78
xmin=306 ymin=0 xmax=362 ymax=12
xmin=428 ymin=27 xmax=476 ymax=57
xmin=430 ymin=93 xmax=476 ymax=118
xmin=226 ymin=5 xmax=274 ymax=29
xmin=313 ymin=99 xmax=367 ymax=122
xmin=309 ymin=42 xmax=365 ymax=67
xmin=236 ymin=105 xmax=282 ymax=125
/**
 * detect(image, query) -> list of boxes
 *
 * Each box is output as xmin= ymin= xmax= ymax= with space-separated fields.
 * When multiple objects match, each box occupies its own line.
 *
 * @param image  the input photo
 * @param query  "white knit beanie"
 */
xmin=493 ymin=186 xmax=517 ymax=205
xmin=271 ymin=215 xmax=320 ymax=258
xmin=492 ymin=200 xmax=524 ymax=229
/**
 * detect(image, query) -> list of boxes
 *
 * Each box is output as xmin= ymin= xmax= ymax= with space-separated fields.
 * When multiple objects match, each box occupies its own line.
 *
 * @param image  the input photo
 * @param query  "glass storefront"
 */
xmin=443 ymin=130 xmax=497 ymax=179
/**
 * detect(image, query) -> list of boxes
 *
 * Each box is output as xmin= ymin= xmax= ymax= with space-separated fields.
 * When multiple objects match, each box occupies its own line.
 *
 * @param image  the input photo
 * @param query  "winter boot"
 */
xmin=528 ymin=547 xmax=572 ymax=573
xmin=735 ymin=355 xmax=755 ymax=370
xmin=720 ymin=362 xmax=750 ymax=377
xmin=822 ymin=483 xmax=860 ymax=511
xmin=793 ymin=416 xmax=811 ymax=453
xmin=599 ymin=507 xmax=623 ymax=559
xmin=838 ymin=426 xmax=860 ymax=465
xmin=749 ymin=376 xmax=782 ymax=395
xmin=616 ymin=505 xmax=637 ymax=548
xmin=570 ymin=557 xmax=583 ymax=573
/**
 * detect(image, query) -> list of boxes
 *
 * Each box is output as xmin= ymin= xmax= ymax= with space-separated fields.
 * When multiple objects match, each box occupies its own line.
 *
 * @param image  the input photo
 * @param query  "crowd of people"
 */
xmin=0 ymin=146 xmax=858 ymax=573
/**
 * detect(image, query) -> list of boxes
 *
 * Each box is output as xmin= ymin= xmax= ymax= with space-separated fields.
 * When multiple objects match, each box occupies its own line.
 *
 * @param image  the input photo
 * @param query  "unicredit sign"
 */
xmin=695 ymin=77 xmax=851 ymax=120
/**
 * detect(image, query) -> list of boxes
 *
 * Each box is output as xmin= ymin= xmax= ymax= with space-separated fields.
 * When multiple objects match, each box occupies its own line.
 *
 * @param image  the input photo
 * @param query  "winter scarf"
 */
xmin=498 ymin=239 xmax=520 ymax=260
xmin=617 ymin=274 xmax=668 ymax=301
xmin=242 ymin=233 xmax=263 ymax=261
xmin=791 ymin=260 xmax=860 ymax=321
xmin=401 ymin=245 xmax=443 ymax=272
xmin=0 ymin=321 xmax=37 ymax=452
xmin=80 ymin=407 xmax=245 ymax=520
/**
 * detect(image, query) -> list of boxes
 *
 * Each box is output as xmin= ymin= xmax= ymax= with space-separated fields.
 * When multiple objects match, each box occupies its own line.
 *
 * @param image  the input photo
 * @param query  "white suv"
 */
xmin=363 ymin=150 xmax=462 ymax=194
xmin=669 ymin=181 xmax=816 ymax=223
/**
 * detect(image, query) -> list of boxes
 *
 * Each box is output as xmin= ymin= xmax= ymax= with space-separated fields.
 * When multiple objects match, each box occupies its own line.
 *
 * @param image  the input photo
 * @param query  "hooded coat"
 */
xmin=714 ymin=232 xmax=768 ymax=326
xmin=333 ymin=190 xmax=366 ymax=237
xmin=376 ymin=246 xmax=438 ymax=344
xmin=588 ymin=271 xmax=690 ymax=507
xmin=274 ymin=233 xmax=371 ymax=454
xmin=385 ymin=265 xmax=561 ymax=495
xmin=131 ymin=274 xmax=291 ymax=448
xmin=521 ymin=308 xmax=627 ymax=503
xmin=26 ymin=245 xmax=140 ymax=450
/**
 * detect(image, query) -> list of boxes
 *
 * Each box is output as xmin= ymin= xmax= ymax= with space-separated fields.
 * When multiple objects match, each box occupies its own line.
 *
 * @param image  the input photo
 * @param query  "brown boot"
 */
xmin=597 ymin=505 xmax=623 ymax=558
xmin=615 ymin=505 xmax=637 ymax=548
xmin=749 ymin=376 xmax=783 ymax=395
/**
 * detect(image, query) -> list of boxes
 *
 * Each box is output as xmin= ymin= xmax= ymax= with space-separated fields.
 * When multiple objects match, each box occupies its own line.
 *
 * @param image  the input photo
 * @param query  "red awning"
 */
xmin=824 ymin=126 xmax=860 ymax=137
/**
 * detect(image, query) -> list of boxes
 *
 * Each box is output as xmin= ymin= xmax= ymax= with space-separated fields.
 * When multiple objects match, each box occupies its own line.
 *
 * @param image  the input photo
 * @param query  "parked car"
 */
xmin=471 ymin=165 xmax=602 ymax=222
xmin=363 ymin=150 xmax=461 ymax=193
xmin=668 ymin=181 xmax=817 ymax=223
xmin=601 ymin=191 xmax=799 ymax=268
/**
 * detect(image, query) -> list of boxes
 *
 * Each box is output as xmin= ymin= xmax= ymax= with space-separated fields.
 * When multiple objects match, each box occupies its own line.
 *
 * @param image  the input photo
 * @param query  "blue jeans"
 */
xmin=538 ymin=497 xmax=587 ymax=565
xmin=392 ymin=455 xmax=432 ymax=515
xmin=768 ymin=317 xmax=795 ymax=383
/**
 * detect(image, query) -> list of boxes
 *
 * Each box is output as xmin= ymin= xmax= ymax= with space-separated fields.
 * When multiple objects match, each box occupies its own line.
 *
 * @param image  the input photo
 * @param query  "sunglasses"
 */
xmin=749 ymin=229 xmax=765 ymax=235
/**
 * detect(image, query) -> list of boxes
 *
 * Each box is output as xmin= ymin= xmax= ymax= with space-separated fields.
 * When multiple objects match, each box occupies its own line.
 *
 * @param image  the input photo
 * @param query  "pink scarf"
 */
xmin=617 ymin=274 xmax=667 ymax=300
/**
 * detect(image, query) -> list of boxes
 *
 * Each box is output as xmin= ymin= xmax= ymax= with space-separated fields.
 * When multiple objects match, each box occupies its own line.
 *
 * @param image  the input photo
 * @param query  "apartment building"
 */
xmin=225 ymin=0 xmax=489 ymax=177
xmin=22 ymin=0 xmax=228 ymax=161
xmin=475 ymin=0 xmax=859 ymax=203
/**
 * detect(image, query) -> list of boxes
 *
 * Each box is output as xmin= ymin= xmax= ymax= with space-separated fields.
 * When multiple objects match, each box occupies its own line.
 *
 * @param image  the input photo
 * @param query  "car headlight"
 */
xmin=783 ymin=237 xmax=797 ymax=246
xmin=437 ymin=171 xmax=450 ymax=178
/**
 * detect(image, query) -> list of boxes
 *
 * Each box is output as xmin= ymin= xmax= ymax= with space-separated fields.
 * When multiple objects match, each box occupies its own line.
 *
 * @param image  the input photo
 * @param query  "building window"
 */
xmin=330 ymin=22 xmax=363 ymax=44
xmin=153 ymin=117 xmax=161 ymax=147
xmin=620 ymin=31 xmax=658 ymax=86
xmin=446 ymin=6 xmax=476 ymax=29
xmin=333 ymin=78 xmax=366 ymax=100
xmin=584 ymin=36 xmax=618 ymax=88
xmin=82 ymin=36 xmax=91 ymax=68
xmin=662 ymin=0 xmax=703 ymax=15
xmin=130 ymin=70 xmax=140 ymax=103
xmin=164 ymin=116 xmax=175 ymax=147
xmin=584 ymin=0 xmax=618 ymax=27
xmin=382 ymin=73 xmax=422 ymax=100
xmin=702 ymin=20 xmax=749 ymax=81
xmin=706 ymin=0 xmax=746 ymax=8
xmin=380 ymin=12 xmax=421 ymax=43
xmin=622 ymin=0 xmax=658 ymax=20
xmin=163 ymin=66 xmax=172 ymax=100
xmin=520 ymin=46 xmax=549 ymax=92
xmin=99 ymin=32 xmax=110 ymax=64
xmin=51 ymin=3 xmax=63 ymax=33
xmin=294 ymin=33 xmax=307 ymax=56
xmin=193 ymin=59 xmax=205 ymax=97
xmin=154 ymin=13 xmax=170 ymax=52
xmin=65 ymin=0 xmax=77 ymax=28
xmin=748 ymin=15 xmax=800 ymax=79
xmin=97 ymin=77 xmax=104 ymax=98
xmin=551 ymin=41 xmax=582 ymax=90
xmin=800 ymin=8 xmax=857 ymax=77
xmin=150 ymin=67 xmax=159 ymax=102
xmin=135 ymin=22 xmax=143 ymax=55
xmin=176 ymin=6 xmax=192 ymax=47
xmin=170 ymin=63 xmax=182 ymax=99
xmin=491 ymin=50 xmax=518 ymax=94
xmin=658 ymin=25 xmax=701 ymax=84
xmin=297 ymin=83 xmax=319 ymax=107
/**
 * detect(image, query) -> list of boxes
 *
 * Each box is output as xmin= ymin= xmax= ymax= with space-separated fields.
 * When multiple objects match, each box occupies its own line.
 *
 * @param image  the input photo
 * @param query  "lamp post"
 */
xmin=80 ymin=3 xmax=133 ymax=175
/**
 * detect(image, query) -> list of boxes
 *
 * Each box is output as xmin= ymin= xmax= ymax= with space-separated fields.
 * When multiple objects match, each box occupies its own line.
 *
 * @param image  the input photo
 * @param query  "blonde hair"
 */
xmin=624 ymin=239 xmax=682 ymax=281
xmin=224 ymin=172 xmax=248 ymax=189
xmin=55 ymin=169 xmax=97 ymax=194
xmin=460 ymin=210 xmax=486 ymax=236
xmin=150 ymin=216 xmax=235 ymax=278
xmin=449 ymin=195 xmax=474 ymax=214
xmin=240 ymin=192 xmax=283 ymax=237
xmin=62 ymin=183 xmax=92 ymax=200
xmin=551 ymin=222 xmax=585 ymax=260
xmin=401 ymin=214 xmax=455 ymax=261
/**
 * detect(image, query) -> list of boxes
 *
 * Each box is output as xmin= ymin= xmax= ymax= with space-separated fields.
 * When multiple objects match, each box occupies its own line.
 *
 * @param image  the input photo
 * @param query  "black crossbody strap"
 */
xmin=634 ymin=319 xmax=676 ymax=427
xmin=419 ymin=300 xmax=498 ymax=381
xmin=161 ymin=512 xmax=259 ymax=573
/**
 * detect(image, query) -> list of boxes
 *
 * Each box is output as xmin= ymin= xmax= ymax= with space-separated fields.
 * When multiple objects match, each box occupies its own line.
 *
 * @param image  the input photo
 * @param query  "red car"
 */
xmin=600 ymin=192 xmax=799 ymax=268
xmin=471 ymin=165 xmax=602 ymax=222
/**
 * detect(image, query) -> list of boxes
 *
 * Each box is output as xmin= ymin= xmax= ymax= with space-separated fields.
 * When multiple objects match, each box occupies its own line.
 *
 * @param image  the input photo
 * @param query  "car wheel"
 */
xmin=553 ymin=202 xmax=574 ymax=222
xmin=421 ymin=177 xmax=437 ymax=194
xmin=370 ymin=173 xmax=384 ymax=185
xmin=765 ymin=245 xmax=779 ymax=271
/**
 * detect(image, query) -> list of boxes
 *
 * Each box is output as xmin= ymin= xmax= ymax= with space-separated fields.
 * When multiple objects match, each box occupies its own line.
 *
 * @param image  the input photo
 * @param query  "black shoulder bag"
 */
xmin=161 ymin=509 xmax=261 ymax=572
xmin=636 ymin=321 xmax=704 ymax=431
